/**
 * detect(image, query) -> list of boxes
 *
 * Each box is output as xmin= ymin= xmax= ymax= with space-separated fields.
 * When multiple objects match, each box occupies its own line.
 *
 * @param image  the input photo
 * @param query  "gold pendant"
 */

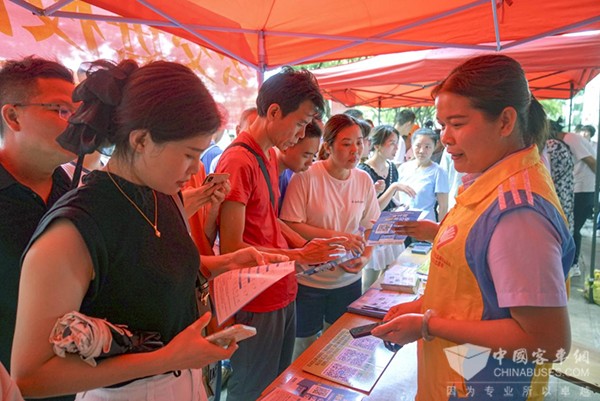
xmin=155 ymin=228 xmax=161 ymax=238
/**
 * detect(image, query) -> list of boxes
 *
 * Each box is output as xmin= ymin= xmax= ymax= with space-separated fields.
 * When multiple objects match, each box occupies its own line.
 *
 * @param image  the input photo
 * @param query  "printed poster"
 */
xmin=212 ymin=261 xmax=295 ymax=325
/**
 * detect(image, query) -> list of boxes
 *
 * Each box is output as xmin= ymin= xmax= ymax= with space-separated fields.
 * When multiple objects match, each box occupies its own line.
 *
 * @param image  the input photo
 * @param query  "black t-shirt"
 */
xmin=0 ymin=163 xmax=73 ymax=401
xmin=30 ymin=171 xmax=199 ymax=345
xmin=358 ymin=161 xmax=399 ymax=211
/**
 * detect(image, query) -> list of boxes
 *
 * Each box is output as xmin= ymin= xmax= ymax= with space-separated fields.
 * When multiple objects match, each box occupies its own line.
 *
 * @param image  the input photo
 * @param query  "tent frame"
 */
xmin=9 ymin=0 xmax=600 ymax=78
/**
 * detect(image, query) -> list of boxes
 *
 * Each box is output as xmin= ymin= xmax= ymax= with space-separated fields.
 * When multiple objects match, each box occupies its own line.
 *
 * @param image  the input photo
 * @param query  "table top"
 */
xmin=261 ymin=246 xmax=425 ymax=400
xmin=260 ymin=312 xmax=418 ymax=400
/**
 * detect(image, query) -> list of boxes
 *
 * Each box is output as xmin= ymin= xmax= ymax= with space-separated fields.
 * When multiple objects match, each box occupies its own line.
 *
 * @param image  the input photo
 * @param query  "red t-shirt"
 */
xmin=217 ymin=132 xmax=297 ymax=312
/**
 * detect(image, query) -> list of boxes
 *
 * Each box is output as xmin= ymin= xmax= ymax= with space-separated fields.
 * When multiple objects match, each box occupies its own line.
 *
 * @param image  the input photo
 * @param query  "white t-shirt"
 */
xmin=562 ymin=132 xmax=595 ymax=193
xmin=396 ymin=160 xmax=449 ymax=221
xmin=280 ymin=161 xmax=380 ymax=289
xmin=392 ymin=137 xmax=407 ymax=166
xmin=439 ymin=149 xmax=465 ymax=209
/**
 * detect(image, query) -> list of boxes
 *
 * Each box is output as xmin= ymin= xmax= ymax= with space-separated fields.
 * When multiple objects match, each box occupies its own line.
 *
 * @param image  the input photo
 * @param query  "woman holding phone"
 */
xmin=12 ymin=60 xmax=284 ymax=400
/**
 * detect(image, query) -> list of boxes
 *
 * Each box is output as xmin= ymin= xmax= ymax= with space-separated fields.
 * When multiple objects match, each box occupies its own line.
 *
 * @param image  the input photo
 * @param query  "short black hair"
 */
xmin=412 ymin=127 xmax=438 ymax=145
xmin=580 ymin=124 xmax=596 ymax=139
xmin=343 ymin=108 xmax=364 ymax=119
xmin=0 ymin=56 xmax=73 ymax=136
xmin=357 ymin=119 xmax=372 ymax=138
xmin=256 ymin=66 xmax=324 ymax=118
xmin=395 ymin=109 xmax=416 ymax=126
xmin=302 ymin=121 xmax=322 ymax=140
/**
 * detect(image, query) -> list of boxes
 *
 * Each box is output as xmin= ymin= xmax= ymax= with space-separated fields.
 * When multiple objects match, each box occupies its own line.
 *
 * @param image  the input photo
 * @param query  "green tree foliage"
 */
xmin=541 ymin=94 xmax=585 ymax=131
xmin=298 ymin=58 xmax=369 ymax=71
xmin=540 ymin=99 xmax=565 ymax=121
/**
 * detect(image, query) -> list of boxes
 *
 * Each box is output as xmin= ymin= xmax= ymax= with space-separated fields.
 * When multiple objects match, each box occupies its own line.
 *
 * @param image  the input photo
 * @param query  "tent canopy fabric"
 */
xmin=312 ymin=32 xmax=600 ymax=107
xmin=7 ymin=0 xmax=600 ymax=72
xmin=0 ymin=0 xmax=259 ymax=128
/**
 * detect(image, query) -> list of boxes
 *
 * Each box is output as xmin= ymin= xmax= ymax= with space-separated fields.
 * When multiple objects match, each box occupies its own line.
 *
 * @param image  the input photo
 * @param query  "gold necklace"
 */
xmin=105 ymin=167 xmax=161 ymax=238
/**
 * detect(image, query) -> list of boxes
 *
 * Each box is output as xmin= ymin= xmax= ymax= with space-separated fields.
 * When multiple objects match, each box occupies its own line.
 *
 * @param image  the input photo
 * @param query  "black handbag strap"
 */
xmin=228 ymin=142 xmax=276 ymax=209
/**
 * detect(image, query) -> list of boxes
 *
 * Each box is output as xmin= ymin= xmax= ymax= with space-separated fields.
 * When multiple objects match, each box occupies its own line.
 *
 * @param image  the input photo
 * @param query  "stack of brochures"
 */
xmin=347 ymin=288 xmax=417 ymax=319
xmin=380 ymin=263 xmax=419 ymax=293
xmin=410 ymin=241 xmax=432 ymax=255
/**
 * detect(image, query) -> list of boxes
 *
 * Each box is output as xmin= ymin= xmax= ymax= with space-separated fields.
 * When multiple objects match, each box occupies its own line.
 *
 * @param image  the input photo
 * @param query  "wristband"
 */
xmin=421 ymin=309 xmax=436 ymax=341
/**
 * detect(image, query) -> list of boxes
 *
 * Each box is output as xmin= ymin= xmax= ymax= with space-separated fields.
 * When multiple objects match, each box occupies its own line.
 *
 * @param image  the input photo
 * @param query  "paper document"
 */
xmin=366 ymin=210 xmax=426 ymax=245
xmin=261 ymin=376 xmax=364 ymax=401
xmin=303 ymin=329 xmax=396 ymax=392
xmin=212 ymin=261 xmax=295 ymax=325
xmin=260 ymin=388 xmax=303 ymax=401
xmin=347 ymin=287 xmax=417 ymax=319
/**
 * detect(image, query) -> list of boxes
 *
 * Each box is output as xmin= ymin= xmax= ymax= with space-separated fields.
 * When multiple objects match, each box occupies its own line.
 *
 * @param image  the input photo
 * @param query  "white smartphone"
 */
xmin=205 ymin=324 xmax=257 ymax=347
xmin=202 ymin=173 xmax=230 ymax=186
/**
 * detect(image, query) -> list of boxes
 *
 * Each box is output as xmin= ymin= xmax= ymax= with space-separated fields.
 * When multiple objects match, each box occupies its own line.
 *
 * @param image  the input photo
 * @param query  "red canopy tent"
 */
xmin=311 ymin=31 xmax=600 ymax=107
xmin=7 ymin=0 xmax=600 ymax=77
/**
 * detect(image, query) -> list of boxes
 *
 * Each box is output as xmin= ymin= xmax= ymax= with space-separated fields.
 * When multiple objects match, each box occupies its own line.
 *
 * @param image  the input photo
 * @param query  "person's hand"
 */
xmin=371 ymin=313 xmax=423 ymax=346
xmin=339 ymin=255 xmax=368 ymax=274
xmin=182 ymin=182 xmax=223 ymax=217
xmin=162 ymin=313 xmax=238 ymax=371
xmin=374 ymin=179 xmax=385 ymax=195
xmin=393 ymin=220 xmax=439 ymax=242
xmin=340 ymin=233 xmax=366 ymax=255
xmin=384 ymin=300 xmax=421 ymax=320
xmin=208 ymin=181 xmax=231 ymax=209
xmin=297 ymin=237 xmax=347 ymax=264
xmin=230 ymin=247 xmax=289 ymax=268
xmin=393 ymin=183 xmax=417 ymax=198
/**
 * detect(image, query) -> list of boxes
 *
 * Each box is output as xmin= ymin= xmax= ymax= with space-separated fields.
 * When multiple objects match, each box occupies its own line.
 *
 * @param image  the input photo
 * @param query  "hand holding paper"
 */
xmin=229 ymin=247 xmax=289 ymax=269
xmin=367 ymin=210 xmax=426 ymax=245
xmin=212 ymin=261 xmax=296 ymax=325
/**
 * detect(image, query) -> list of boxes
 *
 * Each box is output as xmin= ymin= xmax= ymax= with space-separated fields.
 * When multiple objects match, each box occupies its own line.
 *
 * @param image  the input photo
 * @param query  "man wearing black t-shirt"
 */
xmin=0 ymin=56 xmax=76 ymax=400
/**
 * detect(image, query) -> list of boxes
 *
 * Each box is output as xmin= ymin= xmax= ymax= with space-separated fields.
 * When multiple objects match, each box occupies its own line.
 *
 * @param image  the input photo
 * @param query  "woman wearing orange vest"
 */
xmin=373 ymin=54 xmax=574 ymax=401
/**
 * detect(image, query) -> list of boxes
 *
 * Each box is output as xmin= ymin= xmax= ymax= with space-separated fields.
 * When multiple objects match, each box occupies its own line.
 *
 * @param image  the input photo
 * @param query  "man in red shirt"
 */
xmin=218 ymin=67 xmax=344 ymax=401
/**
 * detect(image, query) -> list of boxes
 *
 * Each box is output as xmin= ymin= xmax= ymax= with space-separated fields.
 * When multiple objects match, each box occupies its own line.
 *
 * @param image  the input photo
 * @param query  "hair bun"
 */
xmin=57 ymin=60 xmax=138 ymax=156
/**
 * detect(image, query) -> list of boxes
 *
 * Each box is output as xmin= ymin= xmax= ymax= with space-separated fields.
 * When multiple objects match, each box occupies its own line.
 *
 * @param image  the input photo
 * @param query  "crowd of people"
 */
xmin=0 ymin=52 xmax=590 ymax=401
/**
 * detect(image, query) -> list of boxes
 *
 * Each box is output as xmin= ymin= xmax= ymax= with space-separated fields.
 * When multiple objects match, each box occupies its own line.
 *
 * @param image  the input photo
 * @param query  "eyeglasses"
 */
xmin=13 ymin=103 xmax=74 ymax=121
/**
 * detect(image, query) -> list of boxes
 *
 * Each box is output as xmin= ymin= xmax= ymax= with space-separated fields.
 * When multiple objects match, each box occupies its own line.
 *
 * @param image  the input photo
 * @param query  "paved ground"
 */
xmin=546 ymin=220 xmax=600 ymax=400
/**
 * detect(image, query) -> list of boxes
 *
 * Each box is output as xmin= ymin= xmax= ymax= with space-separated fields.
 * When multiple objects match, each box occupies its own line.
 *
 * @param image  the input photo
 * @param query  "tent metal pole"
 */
xmin=378 ymin=97 xmax=382 ymax=125
xmin=135 ymin=0 xmax=258 ymax=71
xmin=42 ymin=0 xmax=76 ymax=16
xmin=568 ymin=83 xmax=574 ymax=132
xmin=258 ymin=30 xmax=266 ymax=86
xmin=489 ymin=0 xmax=501 ymax=51
xmin=589 ymin=90 xmax=600 ymax=303
xmin=257 ymin=70 xmax=264 ymax=87
xmin=502 ymin=16 xmax=600 ymax=50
